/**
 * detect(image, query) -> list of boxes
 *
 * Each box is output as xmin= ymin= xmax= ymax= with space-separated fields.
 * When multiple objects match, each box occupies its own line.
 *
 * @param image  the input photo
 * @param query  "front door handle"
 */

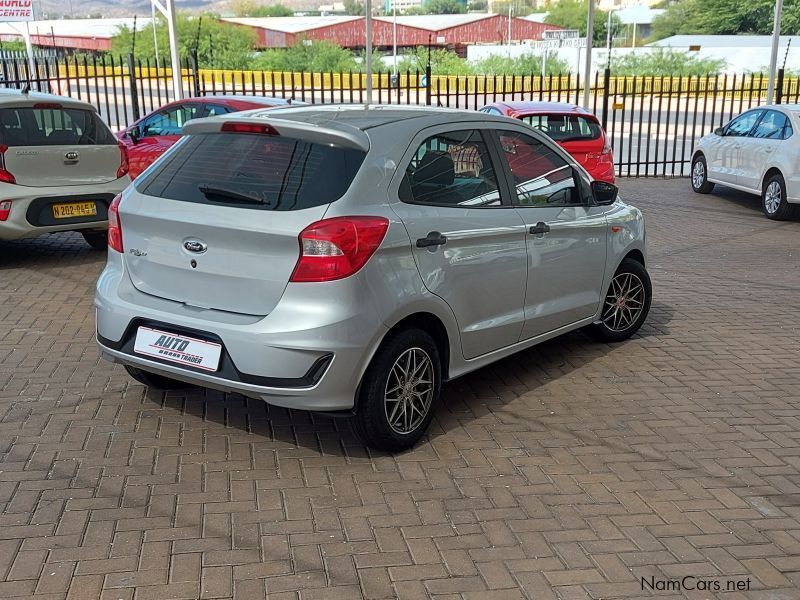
xmin=529 ymin=222 xmax=551 ymax=235
xmin=416 ymin=231 xmax=448 ymax=248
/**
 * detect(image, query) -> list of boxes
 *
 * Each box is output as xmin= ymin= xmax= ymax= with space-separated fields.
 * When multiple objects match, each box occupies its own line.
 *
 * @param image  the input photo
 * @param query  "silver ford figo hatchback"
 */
xmin=95 ymin=105 xmax=651 ymax=451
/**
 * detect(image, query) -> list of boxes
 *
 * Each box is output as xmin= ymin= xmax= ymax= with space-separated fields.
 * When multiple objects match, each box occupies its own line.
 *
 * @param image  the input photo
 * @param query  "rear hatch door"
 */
xmin=0 ymin=105 xmax=122 ymax=186
xmin=520 ymin=112 xmax=605 ymax=171
xmin=121 ymin=122 xmax=367 ymax=316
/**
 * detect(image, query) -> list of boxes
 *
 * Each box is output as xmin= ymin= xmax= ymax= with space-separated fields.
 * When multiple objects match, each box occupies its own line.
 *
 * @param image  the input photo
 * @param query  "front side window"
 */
xmin=519 ymin=113 xmax=602 ymax=142
xmin=400 ymin=129 xmax=502 ymax=207
xmin=494 ymin=130 xmax=582 ymax=207
xmin=205 ymin=104 xmax=232 ymax=117
xmin=725 ymin=110 xmax=763 ymax=137
xmin=751 ymin=110 xmax=790 ymax=140
xmin=141 ymin=104 xmax=204 ymax=137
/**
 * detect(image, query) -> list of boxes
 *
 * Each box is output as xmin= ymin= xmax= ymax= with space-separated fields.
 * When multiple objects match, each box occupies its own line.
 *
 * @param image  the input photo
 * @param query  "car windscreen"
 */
xmin=520 ymin=114 xmax=602 ymax=142
xmin=0 ymin=107 xmax=117 ymax=146
xmin=137 ymin=132 xmax=366 ymax=211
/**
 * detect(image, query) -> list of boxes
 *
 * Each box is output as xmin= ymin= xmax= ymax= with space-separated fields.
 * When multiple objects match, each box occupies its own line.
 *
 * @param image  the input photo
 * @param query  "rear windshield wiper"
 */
xmin=198 ymin=184 xmax=268 ymax=205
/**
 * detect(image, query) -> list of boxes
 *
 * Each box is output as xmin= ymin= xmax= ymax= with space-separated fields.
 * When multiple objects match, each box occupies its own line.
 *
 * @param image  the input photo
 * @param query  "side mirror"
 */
xmin=592 ymin=180 xmax=618 ymax=206
xmin=128 ymin=126 xmax=140 ymax=144
xmin=714 ymin=126 xmax=724 ymax=136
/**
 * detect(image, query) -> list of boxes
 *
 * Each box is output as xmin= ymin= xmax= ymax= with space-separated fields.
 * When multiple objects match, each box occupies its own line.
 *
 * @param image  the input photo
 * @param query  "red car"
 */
xmin=480 ymin=101 xmax=615 ymax=183
xmin=117 ymin=95 xmax=297 ymax=179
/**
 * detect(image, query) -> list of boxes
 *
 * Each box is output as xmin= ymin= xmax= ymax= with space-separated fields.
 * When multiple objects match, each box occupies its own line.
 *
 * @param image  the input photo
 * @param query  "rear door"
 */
xmin=0 ymin=104 xmax=121 ymax=186
xmin=121 ymin=127 xmax=367 ymax=316
xmin=490 ymin=128 xmax=608 ymax=339
xmin=391 ymin=127 xmax=529 ymax=360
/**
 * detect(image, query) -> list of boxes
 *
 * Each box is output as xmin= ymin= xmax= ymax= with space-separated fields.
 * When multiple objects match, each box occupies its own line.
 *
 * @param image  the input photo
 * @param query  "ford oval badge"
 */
xmin=183 ymin=240 xmax=208 ymax=254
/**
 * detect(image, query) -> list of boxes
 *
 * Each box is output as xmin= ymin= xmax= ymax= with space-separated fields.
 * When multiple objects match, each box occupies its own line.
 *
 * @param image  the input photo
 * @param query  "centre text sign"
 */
xmin=0 ymin=0 xmax=33 ymax=21
xmin=543 ymin=29 xmax=580 ymax=40
xmin=531 ymin=38 xmax=587 ymax=49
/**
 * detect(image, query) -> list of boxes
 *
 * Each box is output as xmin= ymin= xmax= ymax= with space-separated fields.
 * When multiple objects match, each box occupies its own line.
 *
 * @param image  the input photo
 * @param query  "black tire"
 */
xmin=585 ymin=258 xmax=652 ymax=343
xmin=353 ymin=328 xmax=442 ymax=452
xmin=81 ymin=230 xmax=107 ymax=250
xmin=762 ymin=172 xmax=796 ymax=221
xmin=691 ymin=154 xmax=715 ymax=194
xmin=124 ymin=365 xmax=187 ymax=390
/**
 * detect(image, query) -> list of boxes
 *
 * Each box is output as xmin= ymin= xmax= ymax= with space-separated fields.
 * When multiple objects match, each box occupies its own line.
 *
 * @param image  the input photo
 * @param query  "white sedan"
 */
xmin=691 ymin=104 xmax=799 ymax=220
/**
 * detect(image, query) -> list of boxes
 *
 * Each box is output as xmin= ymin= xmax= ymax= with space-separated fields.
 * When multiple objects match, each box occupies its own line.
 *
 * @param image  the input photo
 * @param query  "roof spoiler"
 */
xmin=183 ymin=115 xmax=370 ymax=152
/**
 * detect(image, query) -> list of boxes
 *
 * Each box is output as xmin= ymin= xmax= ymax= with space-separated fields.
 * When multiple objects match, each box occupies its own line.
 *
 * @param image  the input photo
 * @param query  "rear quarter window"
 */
xmin=138 ymin=132 xmax=366 ymax=211
xmin=0 ymin=107 xmax=116 ymax=146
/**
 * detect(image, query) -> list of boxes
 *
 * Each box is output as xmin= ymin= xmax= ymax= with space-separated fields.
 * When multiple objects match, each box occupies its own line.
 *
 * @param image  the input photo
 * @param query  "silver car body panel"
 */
xmin=96 ymin=105 xmax=646 ymax=411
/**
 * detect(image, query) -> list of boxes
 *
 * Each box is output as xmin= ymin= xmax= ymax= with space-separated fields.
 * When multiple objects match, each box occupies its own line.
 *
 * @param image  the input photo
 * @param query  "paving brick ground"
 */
xmin=1 ymin=178 xmax=799 ymax=600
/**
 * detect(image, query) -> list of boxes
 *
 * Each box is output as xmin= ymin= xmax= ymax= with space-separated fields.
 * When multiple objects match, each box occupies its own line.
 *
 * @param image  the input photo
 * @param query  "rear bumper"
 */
xmin=0 ymin=179 xmax=128 ymax=241
xmin=95 ymin=251 xmax=387 ymax=411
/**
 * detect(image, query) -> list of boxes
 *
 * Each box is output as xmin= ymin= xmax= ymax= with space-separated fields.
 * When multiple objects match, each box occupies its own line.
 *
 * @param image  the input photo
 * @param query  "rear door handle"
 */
xmin=529 ymin=222 xmax=551 ymax=235
xmin=416 ymin=231 xmax=448 ymax=248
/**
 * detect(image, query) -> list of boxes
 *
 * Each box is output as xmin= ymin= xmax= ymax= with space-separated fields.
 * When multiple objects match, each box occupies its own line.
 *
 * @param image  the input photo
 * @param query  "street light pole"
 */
xmin=582 ymin=0 xmax=595 ymax=109
xmin=767 ymin=0 xmax=784 ymax=104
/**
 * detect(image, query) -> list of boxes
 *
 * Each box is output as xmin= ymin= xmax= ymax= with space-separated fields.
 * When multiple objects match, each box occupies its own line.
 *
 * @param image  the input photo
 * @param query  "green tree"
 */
xmin=398 ymin=47 xmax=474 ymax=75
xmin=229 ymin=0 xmax=293 ymax=17
xmin=343 ymin=0 xmax=366 ymax=15
xmin=473 ymin=52 xmax=571 ymax=75
xmin=425 ymin=0 xmax=467 ymax=14
xmin=610 ymin=48 xmax=726 ymax=75
xmin=650 ymin=0 xmax=800 ymax=40
xmin=544 ymin=0 xmax=622 ymax=45
xmin=252 ymin=39 xmax=359 ymax=72
xmin=112 ymin=14 xmax=258 ymax=69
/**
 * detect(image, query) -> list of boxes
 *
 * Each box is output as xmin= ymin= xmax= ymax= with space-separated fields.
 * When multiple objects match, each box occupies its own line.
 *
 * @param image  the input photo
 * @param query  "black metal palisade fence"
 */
xmin=2 ymin=54 xmax=798 ymax=178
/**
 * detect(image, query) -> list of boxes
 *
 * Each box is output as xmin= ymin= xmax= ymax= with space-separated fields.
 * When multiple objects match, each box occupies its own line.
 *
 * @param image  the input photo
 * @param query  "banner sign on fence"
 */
xmin=530 ymin=38 xmax=587 ymax=50
xmin=0 ymin=0 xmax=33 ymax=21
xmin=543 ymin=29 xmax=580 ymax=40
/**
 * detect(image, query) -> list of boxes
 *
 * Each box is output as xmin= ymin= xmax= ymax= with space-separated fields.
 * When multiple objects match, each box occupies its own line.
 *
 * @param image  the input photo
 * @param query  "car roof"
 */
xmin=182 ymin=94 xmax=300 ymax=106
xmin=236 ymin=104 xmax=512 ymax=131
xmin=488 ymin=100 xmax=597 ymax=117
xmin=0 ymin=87 xmax=96 ymax=111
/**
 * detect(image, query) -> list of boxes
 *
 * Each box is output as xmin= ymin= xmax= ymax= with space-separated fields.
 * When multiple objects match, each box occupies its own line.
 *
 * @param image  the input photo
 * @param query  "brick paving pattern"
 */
xmin=1 ymin=178 xmax=799 ymax=599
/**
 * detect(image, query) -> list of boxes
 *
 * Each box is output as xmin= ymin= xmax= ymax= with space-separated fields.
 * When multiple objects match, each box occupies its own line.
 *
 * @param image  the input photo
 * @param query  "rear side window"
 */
xmin=0 ymin=107 xmax=116 ymax=146
xmin=139 ymin=132 xmax=366 ymax=211
xmin=520 ymin=114 xmax=601 ymax=142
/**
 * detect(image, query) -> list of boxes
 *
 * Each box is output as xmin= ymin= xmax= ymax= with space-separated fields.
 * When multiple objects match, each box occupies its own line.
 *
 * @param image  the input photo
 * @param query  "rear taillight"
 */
xmin=107 ymin=194 xmax=123 ymax=253
xmin=0 ymin=200 xmax=11 ymax=221
xmin=116 ymin=143 xmax=129 ymax=179
xmin=0 ymin=145 xmax=15 ymax=184
xmin=602 ymin=136 xmax=612 ymax=154
xmin=290 ymin=216 xmax=389 ymax=283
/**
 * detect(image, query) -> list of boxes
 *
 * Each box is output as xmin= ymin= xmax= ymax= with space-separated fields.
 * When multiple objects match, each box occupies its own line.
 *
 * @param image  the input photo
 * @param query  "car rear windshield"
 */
xmin=0 ymin=107 xmax=117 ymax=146
xmin=520 ymin=114 xmax=602 ymax=142
xmin=138 ymin=132 xmax=366 ymax=211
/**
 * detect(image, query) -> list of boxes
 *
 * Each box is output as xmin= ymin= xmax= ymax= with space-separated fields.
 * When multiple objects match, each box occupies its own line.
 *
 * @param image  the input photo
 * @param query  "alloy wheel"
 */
xmin=601 ymin=272 xmax=646 ymax=332
xmin=764 ymin=181 xmax=781 ymax=214
xmin=692 ymin=160 xmax=705 ymax=189
xmin=384 ymin=347 xmax=435 ymax=435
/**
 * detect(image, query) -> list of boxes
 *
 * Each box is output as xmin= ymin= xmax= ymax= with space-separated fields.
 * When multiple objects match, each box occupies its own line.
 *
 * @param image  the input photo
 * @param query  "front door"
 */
xmin=738 ymin=109 xmax=787 ymax=191
xmin=391 ymin=127 xmax=529 ymax=360
xmin=490 ymin=128 xmax=608 ymax=340
xmin=708 ymin=109 xmax=763 ymax=185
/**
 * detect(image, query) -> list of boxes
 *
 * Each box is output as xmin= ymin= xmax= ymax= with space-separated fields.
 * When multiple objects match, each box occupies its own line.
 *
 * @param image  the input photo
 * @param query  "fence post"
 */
xmin=425 ymin=64 xmax=431 ymax=106
xmin=126 ymin=54 xmax=141 ymax=122
xmin=190 ymin=53 xmax=200 ymax=97
xmin=601 ymin=67 xmax=611 ymax=130
xmin=775 ymin=68 xmax=785 ymax=104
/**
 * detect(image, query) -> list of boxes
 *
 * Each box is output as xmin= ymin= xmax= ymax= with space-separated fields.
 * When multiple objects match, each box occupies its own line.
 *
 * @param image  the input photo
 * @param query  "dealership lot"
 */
xmin=0 ymin=178 xmax=799 ymax=599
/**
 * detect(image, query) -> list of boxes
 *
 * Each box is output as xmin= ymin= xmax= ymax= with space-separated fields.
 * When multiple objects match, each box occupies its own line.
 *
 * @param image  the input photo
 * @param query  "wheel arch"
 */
xmin=762 ymin=166 xmax=783 ymax=190
xmin=385 ymin=312 xmax=451 ymax=381
xmin=623 ymin=249 xmax=645 ymax=268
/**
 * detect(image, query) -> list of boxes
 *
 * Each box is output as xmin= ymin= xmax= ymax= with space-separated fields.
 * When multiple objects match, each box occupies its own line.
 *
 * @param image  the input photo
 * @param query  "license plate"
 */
xmin=52 ymin=201 xmax=97 ymax=219
xmin=133 ymin=326 xmax=222 ymax=372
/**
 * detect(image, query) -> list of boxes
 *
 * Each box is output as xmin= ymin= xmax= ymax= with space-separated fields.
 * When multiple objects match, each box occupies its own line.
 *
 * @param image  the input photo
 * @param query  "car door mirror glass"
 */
xmin=128 ymin=126 xmax=140 ymax=144
xmin=592 ymin=180 xmax=618 ymax=205
xmin=714 ymin=126 xmax=724 ymax=136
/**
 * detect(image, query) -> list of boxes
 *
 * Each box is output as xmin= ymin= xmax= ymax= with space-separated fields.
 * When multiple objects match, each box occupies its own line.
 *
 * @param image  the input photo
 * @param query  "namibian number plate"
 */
xmin=52 ymin=201 xmax=97 ymax=219
xmin=133 ymin=326 xmax=222 ymax=372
